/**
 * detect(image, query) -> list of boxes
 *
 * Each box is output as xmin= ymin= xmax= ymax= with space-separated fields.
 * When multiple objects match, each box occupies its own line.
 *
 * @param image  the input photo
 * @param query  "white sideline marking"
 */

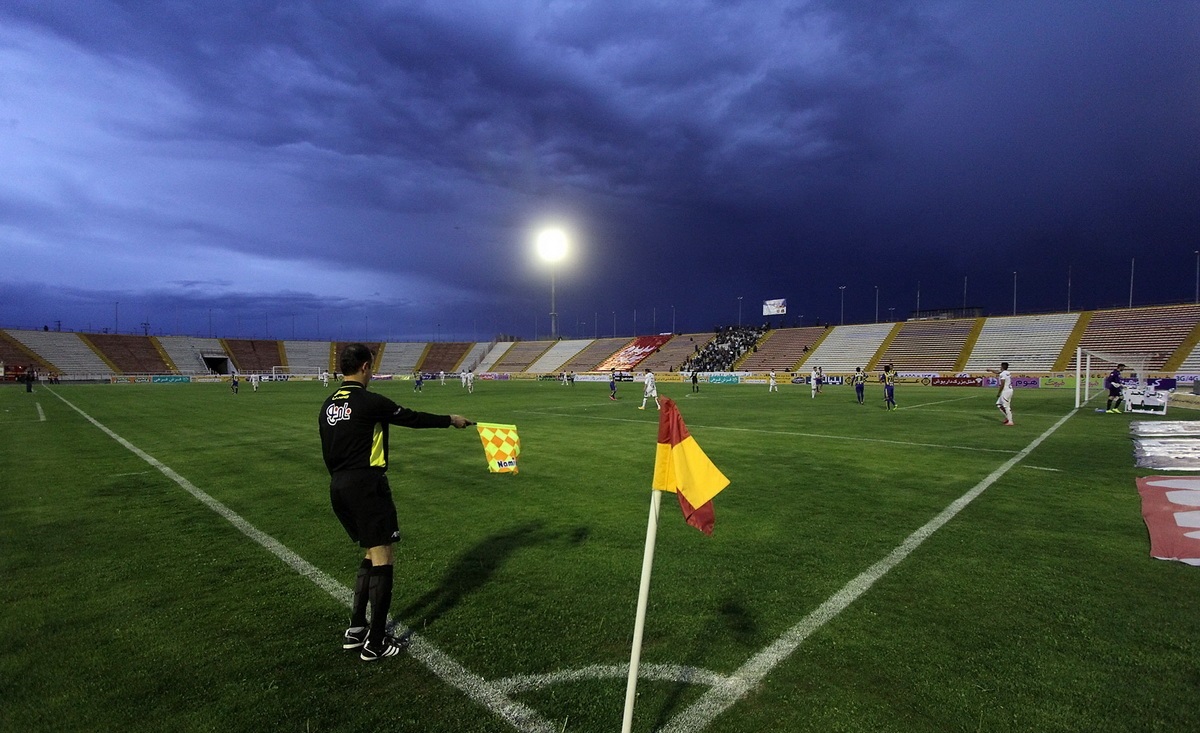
xmin=517 ymin=410 xmax=1017 ymax=455
xmin=45 ymin=387 xmax=556 ymax=733
xmin=495 ymin=663 xmax=728 ymax=695
xmin=895 ymin=394 xmax=982 ymax=410
xmin=1024 ymin=465 xmax=1062 ymax=472
xmin=657 ymin=406 xmax=1080 ymax=733
xmin=36 ymin=402 xmax=45 ymax=422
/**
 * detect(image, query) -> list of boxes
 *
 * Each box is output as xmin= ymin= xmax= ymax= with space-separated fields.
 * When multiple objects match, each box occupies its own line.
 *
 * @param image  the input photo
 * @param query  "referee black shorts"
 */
xmin=329 ymin=470 xmax=400 ymax=549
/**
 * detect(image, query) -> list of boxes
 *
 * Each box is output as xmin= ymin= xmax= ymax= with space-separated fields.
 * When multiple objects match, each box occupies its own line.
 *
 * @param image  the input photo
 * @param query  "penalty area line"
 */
xmin=658 ymin=405 xmax=1081 ymax=733
xmin=44 ymin=387 xmax=556 ymax=733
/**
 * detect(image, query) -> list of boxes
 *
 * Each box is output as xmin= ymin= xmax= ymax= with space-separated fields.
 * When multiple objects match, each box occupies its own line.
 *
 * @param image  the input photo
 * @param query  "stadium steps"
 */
xmin=1053 ymin=311 xmax=1093 ymax=370
xmin=866 ymin=323 xmax=903 ymax=370
xmin=1162 ymin=319 xmax=1200 ymax=372
xmin=150 ymin=337 xmax=179 ymax=372
xmin=558 ymin=337 xmax=630 ymax=372
xmin=953 ymin=318 xmax=987 ymax=372
xmin=793 ymin=327 xmax=834 ymax=369
xmin=78 ymin=334 xmax=122 ymax=374
xmin=476 ymin=342 xmax=515 ymax=372
xmin=0 ymin=329 xmax=57 ymax=372
xmin=328 ymin=342 xmax=338 ymax=372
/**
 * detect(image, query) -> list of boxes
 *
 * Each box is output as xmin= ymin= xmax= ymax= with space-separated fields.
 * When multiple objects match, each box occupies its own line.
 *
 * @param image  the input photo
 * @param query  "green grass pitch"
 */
xmin=2 ymin=377 xmax=1198 ymax=732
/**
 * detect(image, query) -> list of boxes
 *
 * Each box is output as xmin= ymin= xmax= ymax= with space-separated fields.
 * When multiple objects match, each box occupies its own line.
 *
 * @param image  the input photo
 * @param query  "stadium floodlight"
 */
xmin=536 ymin=228 xmax=569 ymax=339
xmin=839 ymin=285 xmax=846 ymax=325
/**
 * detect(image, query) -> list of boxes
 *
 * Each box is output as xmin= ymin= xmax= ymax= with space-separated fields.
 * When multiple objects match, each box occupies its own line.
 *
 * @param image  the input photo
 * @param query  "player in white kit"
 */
xmin=991 ymin=362 xmax=1014 ymax=425
xmin=768 ymin=371 xmax=778 ymax=392
xmin=638 ymin=369 xmax=660 ymax=410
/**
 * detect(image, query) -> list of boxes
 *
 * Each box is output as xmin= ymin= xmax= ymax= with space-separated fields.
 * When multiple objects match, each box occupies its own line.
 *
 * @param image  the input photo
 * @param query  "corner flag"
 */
xmin=622 ymin=398 xmax=730 ymax=733
xmin=652 ymin=398 xmax=730 ymax=534
xmin=476 ymin=423 xmax=520 ymax=473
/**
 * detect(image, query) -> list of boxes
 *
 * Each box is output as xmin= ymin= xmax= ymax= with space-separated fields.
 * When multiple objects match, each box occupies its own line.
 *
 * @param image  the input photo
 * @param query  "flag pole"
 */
xmin=621 ymin=488 xmax=663 ymax=733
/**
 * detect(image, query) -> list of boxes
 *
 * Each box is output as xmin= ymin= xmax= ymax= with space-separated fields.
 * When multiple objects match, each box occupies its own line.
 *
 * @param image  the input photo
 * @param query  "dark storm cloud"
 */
xmin=1 ymin=1 xmax=1197 ymax=338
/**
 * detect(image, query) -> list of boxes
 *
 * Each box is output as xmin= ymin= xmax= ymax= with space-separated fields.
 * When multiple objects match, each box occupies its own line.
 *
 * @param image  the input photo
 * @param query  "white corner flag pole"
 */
xmin=622 ymin=488 xmax=663 ymax=733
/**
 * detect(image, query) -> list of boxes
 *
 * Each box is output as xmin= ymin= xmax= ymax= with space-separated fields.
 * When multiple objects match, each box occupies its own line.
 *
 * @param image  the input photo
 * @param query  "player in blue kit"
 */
xmin=882 ymin=364 xmax=897 ymax=410
xmin=851 ymin=366 xmax=866 ymax=405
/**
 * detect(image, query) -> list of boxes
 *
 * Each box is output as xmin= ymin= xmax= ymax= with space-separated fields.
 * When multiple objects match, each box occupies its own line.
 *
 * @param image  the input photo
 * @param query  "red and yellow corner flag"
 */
xmin=652 ymin=398 xmax=729 ymax=534
xmin=477 ymin=423 xmax=520 ymax=474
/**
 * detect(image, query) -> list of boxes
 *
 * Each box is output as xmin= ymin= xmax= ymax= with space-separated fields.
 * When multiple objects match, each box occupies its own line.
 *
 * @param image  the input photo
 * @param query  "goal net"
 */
xmin=270 ymin=365 xmax=326 ymax=379
xmin=1076 ymin=348 xmax=1153 ymax=406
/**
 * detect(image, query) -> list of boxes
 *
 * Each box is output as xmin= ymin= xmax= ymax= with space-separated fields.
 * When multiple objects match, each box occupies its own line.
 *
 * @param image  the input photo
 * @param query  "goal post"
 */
xmin=1075 ymin=348 xmax=1153 ymax=408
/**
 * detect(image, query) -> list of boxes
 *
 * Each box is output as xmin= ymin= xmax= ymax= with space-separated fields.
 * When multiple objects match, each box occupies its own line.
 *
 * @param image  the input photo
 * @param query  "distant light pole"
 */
xmin=536 ymin=228 xmax=568 ymax=339
xmin=916 ymin=281 xmax=921 ymax=314
xmin=962 ymin=276 xmax=967 ymax=309
xmin=874 ymin=285 xmax=879 ymax=323
xmin=1128 ymin=257 xmax=1135 ymax=308
xmin=888 ymin=307 xmax=895 ymax=322
xmin=612 ymin=311 xmax=616 ymax=337
xmin=1067 ymin=265 xmax=1072 ymax=312
xmin=114 ymin=301 xmax=119 ymax=334
xmin=1012 ymin=271 xmax=1017 ymax=316
xmin=594 ymin=312 xmax=598 ymax=339
xmin=838 ymin=285 xmax=846 ymax=325
xmin=1194 ymin=251 xmax=1198 ymax=304
xmin=737 ymin=296 xmax=743 ymax=327
xmin=671 ymin=305 xmax=676 ymax=334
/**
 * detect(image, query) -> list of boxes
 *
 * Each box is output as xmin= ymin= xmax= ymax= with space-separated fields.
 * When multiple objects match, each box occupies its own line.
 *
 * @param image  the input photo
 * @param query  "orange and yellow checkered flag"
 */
xmin=476 ymin=422 xmax=521 ymax=474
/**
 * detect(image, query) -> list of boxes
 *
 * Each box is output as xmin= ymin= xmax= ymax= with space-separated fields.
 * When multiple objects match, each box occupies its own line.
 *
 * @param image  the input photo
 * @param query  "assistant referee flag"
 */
xmin=652 ymin=398 xmax=729 ymax=534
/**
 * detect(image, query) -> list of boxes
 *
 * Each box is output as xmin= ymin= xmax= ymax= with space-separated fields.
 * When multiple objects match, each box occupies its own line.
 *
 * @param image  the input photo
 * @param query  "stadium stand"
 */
xmin=739 ymin=327 xmax=826 ymax=371
xmin=559 ymin=337 xmax=630 ymax=372
xmin=224 ymin=339 xmax=286 ymax=373
xmin=5 ymin=330 xmax=113 ymax=376
xmin=0 ymin=329 xmax=55 ymax=375
xmin=378 ymin=342 xmax=427 ymax=374
xmin=157 ymin=336 xmax=227 ymax=374
xmin=476 ymin=342 xmax=515 ymax=372
xmin=457 ymin=342 xmax=492 ymax=373
xmin=800 ymin=323 xmax=895 ymax=372
xmin=527 ymin=340 xmax=592 ymax=373
xmin=962 ymin=313 xmax=1080 ymax=372
xmin=491 ymin=340 xmax=555 ymax=372
xmin=87 ymin=334 xmax=172 ymax=374
xmin=874 ymin=319 xmax=976 ymax=372
xmin=683 ymin=327 xmax=764 ymax=372
xmin=281 ymin=340 xmax=332 ymax=374
xmin=636 ymin=333 xmax=714 ymax=373
xmin=420 ymin=342 xmax=473 ymax=373
xmin=1065 ymin=304 xmax=1200 ymax=372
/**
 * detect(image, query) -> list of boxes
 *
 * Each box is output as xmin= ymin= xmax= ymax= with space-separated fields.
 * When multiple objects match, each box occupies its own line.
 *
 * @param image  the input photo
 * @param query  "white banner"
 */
xmin=763 ymin=298 xmax=787 ymax=315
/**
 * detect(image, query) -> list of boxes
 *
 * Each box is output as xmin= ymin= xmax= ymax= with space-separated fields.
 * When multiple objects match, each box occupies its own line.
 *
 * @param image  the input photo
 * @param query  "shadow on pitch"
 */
xmin=648 ymin=597 xmax=759 ymax=730
xmin=400 ymin=521 xmax=584 ymax=630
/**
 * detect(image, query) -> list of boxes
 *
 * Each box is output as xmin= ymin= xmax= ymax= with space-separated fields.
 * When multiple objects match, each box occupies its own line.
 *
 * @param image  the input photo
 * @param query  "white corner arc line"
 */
xmin=495 ymin=663 xmax=729 ymax=695
xmin=658 ymin=406 xmax=1080 ymax=733
xmin=45 ymin=388 xmax=556 ymax=733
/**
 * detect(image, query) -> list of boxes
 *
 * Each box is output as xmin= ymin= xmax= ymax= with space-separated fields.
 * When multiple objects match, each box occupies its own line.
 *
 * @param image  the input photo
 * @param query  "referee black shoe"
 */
xmin=342 ymin=626 xmax=368 ymax=650
xmin=360 ymin=633 xmax=410 ymax=662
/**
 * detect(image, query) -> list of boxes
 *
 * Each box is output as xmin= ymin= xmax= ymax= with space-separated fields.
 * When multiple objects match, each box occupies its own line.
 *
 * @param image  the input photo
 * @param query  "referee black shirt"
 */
xmin=320 ymin=382 xmax=452 ymax=474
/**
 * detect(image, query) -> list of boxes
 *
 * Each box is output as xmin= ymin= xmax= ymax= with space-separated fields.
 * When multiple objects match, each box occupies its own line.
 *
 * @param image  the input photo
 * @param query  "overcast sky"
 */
xmin=1 ymin=1 xmax=1197 ymax=342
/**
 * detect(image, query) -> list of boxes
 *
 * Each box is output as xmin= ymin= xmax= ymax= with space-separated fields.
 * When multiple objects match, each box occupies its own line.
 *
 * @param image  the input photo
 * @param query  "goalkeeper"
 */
xmin=1104 ymin=363 xmax=1126 ymax=413
xmin=319 ymin=343 xmax=473 ymax=661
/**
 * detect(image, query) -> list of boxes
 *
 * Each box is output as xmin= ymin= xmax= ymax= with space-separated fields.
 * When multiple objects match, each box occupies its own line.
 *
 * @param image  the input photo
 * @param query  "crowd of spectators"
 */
xmin=682 ymin=325 xmax=767 ymax=373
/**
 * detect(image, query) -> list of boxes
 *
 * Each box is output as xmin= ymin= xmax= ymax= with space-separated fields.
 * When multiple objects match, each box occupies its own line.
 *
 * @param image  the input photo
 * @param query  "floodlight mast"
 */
xmin=536 ymin=229 xmax=568 ymax=339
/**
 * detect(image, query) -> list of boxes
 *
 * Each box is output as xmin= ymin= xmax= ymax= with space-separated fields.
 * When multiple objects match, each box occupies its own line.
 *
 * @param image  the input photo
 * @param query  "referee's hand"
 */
xmin=450 ymin=415 xmax=474 ymax=428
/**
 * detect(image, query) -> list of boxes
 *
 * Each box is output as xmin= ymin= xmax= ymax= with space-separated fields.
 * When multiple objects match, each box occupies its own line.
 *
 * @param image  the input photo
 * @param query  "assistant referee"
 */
xmin=319 ymin=343 xmax=473 ymax=661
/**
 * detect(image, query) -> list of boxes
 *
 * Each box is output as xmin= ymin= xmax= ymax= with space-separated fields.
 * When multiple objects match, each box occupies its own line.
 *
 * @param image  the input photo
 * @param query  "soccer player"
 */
xmin=609 ymin=369 xmax=618 ymax=401
xmin=882 ymin=364 xmax=897 ymax=410
xmin=1105 ymin=363 xmax=1127 ymax=413
xmin=691 ymin=371 xmax=699 ymax=393
xmin=810 ymin=366 xmax=819 ymax=398
xmin=251 ymin=373 xmax=260 ymax=392
xmin=639 ymin=369 xmax=660 ymax=410
xmin=230 ymin=374 xmax=239 ymax=394
xmin=990 ymin=362 xmax=1014 ymax=425
xmin=413 ymin=371 xmax=423 ymax=392
xmin=320 ymin=343 xmax=473 ymax=661
xmin=439 ymin=370 xmax=445 ymax=386
xmin=851 ymin=366 xmax=866 ymax=405
xmin=768 ymin=370 xmax=778 ymax=392
xmin=465 ymin=370 xmax=474 ymax=394
xmin=321 ymin=369 xmax=329 ymax=388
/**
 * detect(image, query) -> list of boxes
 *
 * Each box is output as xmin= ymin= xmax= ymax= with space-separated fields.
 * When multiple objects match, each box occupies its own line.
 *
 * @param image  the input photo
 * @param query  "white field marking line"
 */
xmin=45 ymin=387 xmax=556 ymax=733
xmin=37 ymin=402 xmax=46 ymax=421
xmin=109 ymin=470 xmax=154 ymax=478
xmin=495 ymin=663 xmax=728 ymax=695
xmin=1024 ymin=465 xmax=1062 ymax=472
xmin=515 ymin=409 xmax=1017 ymax=455
xmin=895 ymin=394 xmax=984 ymax=410
xmin=658 ymin=406 xmax=1080 ymax=733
